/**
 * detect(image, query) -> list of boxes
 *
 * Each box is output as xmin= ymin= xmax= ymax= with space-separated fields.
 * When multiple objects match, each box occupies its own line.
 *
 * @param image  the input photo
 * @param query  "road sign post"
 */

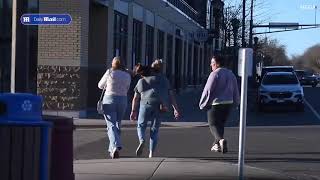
xmin=237 ymin=48 xmax=253 ymax=180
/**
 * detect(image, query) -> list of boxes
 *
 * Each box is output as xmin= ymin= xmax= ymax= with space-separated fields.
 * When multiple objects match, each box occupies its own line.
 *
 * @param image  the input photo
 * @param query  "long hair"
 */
xmin=136 ymin=65 xmax=151 ymax=77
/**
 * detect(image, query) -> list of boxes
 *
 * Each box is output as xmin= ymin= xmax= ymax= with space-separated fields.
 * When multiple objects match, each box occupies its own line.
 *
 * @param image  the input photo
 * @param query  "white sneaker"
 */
xmin=148 ymin=151 xmax=153 ymax=158
xmin=219 ymin=139 xmax=228 ymax=154
xmin=136 ymin=142 xmax=145 ymax=157
xmin=111 ymin=147 xmax=119 ymax=159
xmin=211 ymin=143 xmax=221 ymax=152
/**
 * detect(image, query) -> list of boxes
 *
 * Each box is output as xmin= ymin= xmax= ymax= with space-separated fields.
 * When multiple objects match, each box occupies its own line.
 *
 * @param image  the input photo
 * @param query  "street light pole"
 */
xmin=10 ymin=0 xmax=17 ymax=93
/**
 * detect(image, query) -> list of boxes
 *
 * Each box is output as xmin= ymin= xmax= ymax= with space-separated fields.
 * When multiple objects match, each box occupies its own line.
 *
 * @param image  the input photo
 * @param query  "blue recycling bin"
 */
xmin=0 ymin=93 xmax=52 ymax=180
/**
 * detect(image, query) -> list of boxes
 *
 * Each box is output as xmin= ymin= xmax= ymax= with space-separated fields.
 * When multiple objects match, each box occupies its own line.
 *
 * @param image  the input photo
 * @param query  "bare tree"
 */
xmin=257 ymin=38 xmax=291 ymax=66
xmin=292 ymin=44 xmax=320 ymax=72
xmin=223 ymin=0 xmax=275 ymax=47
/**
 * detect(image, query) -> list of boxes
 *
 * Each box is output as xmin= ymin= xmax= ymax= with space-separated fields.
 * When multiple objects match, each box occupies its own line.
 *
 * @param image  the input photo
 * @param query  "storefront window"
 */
xmin=193 ymin=44 xmax=199 ymax=85
xmin=145 ymin=25 xmax=154 ymax=65
xmin=175 ymin=38 xmax=182 ymax=90
xmin=132 ymin=19 xmax=142 ymax=68
xmin=188 ymin=43 xmax=192 ymax=84
xmin=114 ymin=11 xmax=128 ymax=66
xmin=157 ymin=30 xmax=164 ymax=59
xmin=166 ymin=34 xmax=173 ymax=80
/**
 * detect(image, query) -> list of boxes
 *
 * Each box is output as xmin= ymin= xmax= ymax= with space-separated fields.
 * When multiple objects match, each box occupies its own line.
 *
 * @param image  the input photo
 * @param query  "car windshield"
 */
xmin=262 ymin=74 xmax=298 ymax=85
xmin=304 ymin=71 xmax=313 ymax=76
xmin=262 ymin=68 xmax=293 ymax=77
xmin=295 ymin=71 xmax=304 ymax=77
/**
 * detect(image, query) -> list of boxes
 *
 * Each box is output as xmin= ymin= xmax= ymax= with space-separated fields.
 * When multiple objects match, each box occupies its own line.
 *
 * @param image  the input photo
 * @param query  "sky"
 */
xmin=255 ymin=0 xmax=320 ymax=58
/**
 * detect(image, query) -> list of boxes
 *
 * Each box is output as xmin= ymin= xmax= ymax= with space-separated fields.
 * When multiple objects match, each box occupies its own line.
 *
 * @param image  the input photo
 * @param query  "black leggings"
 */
xmin=207 ymin=104 xmax=232 ymax=144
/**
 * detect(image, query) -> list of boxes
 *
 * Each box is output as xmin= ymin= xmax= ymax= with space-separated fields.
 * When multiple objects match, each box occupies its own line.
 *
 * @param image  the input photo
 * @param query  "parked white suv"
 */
xmin=258 ymin=72 xmax=304 ymax=112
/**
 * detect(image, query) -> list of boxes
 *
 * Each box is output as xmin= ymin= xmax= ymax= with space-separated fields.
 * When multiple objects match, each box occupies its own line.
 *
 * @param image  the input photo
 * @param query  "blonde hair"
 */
xmin=112 ymin=56 xmax=121 ymax=70
xmin=151 ymin=59 xmax=164 ymax=73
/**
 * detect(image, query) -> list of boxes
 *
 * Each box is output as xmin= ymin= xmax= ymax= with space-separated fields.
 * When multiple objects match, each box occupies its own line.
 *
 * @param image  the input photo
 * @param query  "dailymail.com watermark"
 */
xmin=21 ymin=14 xmax=72 ymax=25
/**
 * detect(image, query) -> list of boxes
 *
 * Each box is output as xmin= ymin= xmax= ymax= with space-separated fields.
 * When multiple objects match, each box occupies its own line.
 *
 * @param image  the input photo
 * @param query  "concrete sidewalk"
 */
xmin=74 ymin=158 xmax=296 ymax=180
xmin=74 ymin=118 xmax=209 ymax=129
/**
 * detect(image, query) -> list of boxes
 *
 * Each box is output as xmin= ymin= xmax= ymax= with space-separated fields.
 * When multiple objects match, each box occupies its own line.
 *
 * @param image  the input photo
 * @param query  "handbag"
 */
xmin=97 ymin=69 xmax=112 ymax=114
xmin=97 ymin=88 xmax=106 ymax=115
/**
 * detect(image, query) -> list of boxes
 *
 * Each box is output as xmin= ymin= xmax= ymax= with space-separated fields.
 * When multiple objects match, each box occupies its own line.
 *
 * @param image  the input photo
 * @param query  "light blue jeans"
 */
xmin=103 ymin=95 xmax=127 ymax=153
xmin=137 ymin=103 xmax=161 ymax=152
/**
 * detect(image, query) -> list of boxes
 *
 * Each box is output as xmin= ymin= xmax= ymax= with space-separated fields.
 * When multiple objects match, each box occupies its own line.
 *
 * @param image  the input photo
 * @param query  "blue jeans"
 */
xmin=137 ymin=103 xmax=161 ymax=152
xmin=103 ymin=95 xmax=127 ymax=153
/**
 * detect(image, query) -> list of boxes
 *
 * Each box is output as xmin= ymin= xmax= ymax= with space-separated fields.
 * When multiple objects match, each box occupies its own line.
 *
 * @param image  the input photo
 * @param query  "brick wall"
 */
xmin=37 ymin=0 xmax=89 ymax=113
xmin=38 ymin=0 xmax=89 ymax=66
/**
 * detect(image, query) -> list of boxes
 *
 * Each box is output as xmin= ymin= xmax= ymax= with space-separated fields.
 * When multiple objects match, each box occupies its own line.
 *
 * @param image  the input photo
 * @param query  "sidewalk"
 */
xmin=74 ymin=118 xmax=209 ymax=129
xmin=74 ymin=158 xmax=296 ymax=180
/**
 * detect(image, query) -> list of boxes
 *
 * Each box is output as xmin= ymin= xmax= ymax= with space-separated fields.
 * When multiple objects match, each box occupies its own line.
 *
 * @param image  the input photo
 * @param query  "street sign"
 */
xmin=238 ymin=48 xmax=253 ymax=77
xmin=269 ymin=22 xmax=299 ymax=29
xmin=194 ymin=29 xmax=209 ymax=42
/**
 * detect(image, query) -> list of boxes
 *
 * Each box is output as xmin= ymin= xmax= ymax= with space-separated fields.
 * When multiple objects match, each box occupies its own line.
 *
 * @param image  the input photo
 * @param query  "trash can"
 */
xmin=44 ymin=115 xmax=75 ymax=180
xmin=0 ymin=93 xmax=52 ymax=180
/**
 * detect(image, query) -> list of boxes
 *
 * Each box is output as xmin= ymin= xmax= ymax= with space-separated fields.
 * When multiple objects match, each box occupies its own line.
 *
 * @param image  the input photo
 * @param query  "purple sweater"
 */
xmin=199 ymin=68 xmax=240 ymax=110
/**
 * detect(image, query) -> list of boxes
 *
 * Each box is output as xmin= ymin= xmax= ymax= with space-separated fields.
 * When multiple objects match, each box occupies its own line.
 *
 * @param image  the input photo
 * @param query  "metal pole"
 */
xmin=10 ymin=0 xmax=17 ymax=93
xmin=238 ymin=50 xmax=248 ymax=180
xmin=249 ymin=0 xmax=254 ymax=48
xmin=242 ymin=0 xmax=246 ymax=47
xmin=315 ymin=5 xmax=317 ymax=25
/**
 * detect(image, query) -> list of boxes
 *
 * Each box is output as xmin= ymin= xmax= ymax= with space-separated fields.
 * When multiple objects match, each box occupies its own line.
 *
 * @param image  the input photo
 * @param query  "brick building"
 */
xmin=1 ymin=0 xmax=213 ymax=117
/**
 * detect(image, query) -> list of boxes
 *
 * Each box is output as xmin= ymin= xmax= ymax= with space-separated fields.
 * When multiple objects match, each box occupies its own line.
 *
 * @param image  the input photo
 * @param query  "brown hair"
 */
xmin=136 ymin=65 xmax=151 ymax=77
xmin=133 ymin=63 xmax=142 ymax=76
xmin=212 ymin=55 xmax=225 ymax=67
xmin=151 ymin=59 xmax=163 ymax=73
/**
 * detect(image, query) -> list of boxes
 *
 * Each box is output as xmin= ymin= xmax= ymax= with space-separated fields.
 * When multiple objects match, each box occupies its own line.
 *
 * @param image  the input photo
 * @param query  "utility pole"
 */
xmin=242 ymin=0 xmax=246 ymax=47
xmin=10 ymin=0 xmax=17 ymax=93
xmin=249 ymin=0 xmax=254 ymax=48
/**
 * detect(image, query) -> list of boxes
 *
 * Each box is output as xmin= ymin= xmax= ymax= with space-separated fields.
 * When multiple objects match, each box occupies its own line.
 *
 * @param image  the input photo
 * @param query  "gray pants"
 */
xmin=207 ymin=104 xmax=232 ymax=144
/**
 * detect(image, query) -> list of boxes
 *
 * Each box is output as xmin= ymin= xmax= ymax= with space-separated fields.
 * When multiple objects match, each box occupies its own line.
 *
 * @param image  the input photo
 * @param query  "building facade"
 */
xmin=0 ymin=0 xmax=39 ymax=93
xmin=1 ymin=0 xmax=213 ymax=117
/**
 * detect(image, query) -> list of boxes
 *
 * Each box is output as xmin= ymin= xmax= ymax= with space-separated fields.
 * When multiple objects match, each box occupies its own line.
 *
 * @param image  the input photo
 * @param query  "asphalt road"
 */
xmin=74 ymin=86 xmax=320 ymax=179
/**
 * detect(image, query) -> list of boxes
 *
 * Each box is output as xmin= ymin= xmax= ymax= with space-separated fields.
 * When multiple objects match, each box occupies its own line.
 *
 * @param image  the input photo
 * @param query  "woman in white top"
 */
xmin=98 ymin=57 xmax=131 ymax=159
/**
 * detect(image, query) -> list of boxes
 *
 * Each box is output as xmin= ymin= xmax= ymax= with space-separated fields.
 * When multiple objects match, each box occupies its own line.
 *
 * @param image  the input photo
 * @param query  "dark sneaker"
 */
xmin=219 ymin=139 xmax=228 ymax=154
xmin=136 ymin=142 xmax=145 ymax=157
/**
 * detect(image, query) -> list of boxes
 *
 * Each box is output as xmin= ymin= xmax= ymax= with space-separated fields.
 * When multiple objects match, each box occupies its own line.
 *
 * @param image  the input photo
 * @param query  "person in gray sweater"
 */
xmin=199 ymin=55 xmax=240 ymax=153
xmin=130 ymin=65 xmax=179 ymax=158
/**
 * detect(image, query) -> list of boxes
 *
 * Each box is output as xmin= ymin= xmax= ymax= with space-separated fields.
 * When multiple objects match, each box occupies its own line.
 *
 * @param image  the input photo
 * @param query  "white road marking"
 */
xmin=304 ymin=98 xmax=320 ymax=121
